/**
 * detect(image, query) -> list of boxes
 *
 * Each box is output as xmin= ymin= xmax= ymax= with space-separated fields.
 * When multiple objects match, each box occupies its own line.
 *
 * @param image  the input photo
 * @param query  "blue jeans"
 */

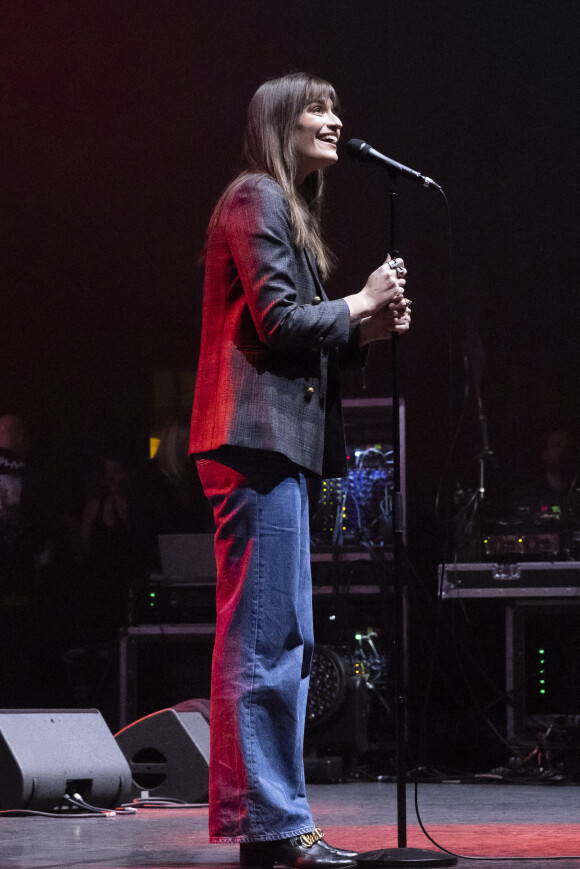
xmin=197 ymin=449 xmax=315 ymax=843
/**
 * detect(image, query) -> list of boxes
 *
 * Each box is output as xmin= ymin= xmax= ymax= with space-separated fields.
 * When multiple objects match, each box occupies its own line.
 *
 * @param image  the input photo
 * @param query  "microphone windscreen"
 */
xmin=346 ymin=139 xmax=366 ymax=158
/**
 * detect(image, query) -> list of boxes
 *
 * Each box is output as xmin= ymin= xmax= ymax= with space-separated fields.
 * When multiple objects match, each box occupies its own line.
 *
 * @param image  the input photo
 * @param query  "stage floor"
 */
xmin=1 ymin=782 xmax=580 ymax=869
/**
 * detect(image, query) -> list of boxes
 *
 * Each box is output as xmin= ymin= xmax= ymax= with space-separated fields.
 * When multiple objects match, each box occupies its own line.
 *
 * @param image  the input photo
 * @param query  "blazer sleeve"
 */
xmin=224 ymin=177 xmax=351 ymax=350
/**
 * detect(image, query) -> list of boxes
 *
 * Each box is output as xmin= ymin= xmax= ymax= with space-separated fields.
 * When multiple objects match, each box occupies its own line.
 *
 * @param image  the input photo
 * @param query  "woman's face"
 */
xmin=293 ymin=97 xmax=342 ymax=183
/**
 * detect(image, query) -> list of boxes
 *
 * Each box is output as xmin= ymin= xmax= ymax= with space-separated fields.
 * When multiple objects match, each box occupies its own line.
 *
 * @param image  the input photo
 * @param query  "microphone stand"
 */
xmin=357 ymin=176 xmax=456 ymax=868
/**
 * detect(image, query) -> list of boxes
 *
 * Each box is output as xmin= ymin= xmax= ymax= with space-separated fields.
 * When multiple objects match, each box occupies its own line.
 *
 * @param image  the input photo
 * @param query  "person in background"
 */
xmin=189 ymin=73 xmax=410 ymax=868
xmin=512 ymin=426 xmax=579 ymax=517
xmin=510 ymin=426 xmax=580 ymax=557
xmin=134 ymin=415 xmax=214 ymax=573
xmin=0 ymin=414 xmax=32 ymax=590
xmin=77 ymin=455 xmax=134 ymax=641
xmin=0 ymin=413 xmax=35 ymax=705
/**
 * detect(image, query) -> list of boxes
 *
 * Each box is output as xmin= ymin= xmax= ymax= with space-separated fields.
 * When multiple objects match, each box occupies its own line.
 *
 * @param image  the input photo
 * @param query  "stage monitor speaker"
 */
xmin=0 ymin=708 xmax=132 ymax=811
xmin=115 ymin=708 xmax=210 ymax=802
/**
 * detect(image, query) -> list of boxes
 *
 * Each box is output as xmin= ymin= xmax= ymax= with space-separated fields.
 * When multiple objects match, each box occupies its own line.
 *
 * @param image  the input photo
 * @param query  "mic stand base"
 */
xmin=357 ymin=847 xmax=457 ymax=867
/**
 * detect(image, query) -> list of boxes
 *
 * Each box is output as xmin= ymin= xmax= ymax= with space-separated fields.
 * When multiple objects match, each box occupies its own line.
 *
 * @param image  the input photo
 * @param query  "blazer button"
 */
xmin=305 ymin=386 xmax=315 ymax=400
xmin=312 ymin=296 xmax=322 ymax=305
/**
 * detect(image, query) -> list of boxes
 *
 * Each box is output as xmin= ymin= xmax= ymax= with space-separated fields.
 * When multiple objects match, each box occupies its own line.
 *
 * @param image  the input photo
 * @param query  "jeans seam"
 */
xmin=246 ymin=484 xmax=264 ymax=831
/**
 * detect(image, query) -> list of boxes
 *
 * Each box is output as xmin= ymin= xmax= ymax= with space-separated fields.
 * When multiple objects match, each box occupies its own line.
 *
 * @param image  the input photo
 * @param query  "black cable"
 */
xmin=0 ymin=794 xmax=207 ymax=817
xmin=64 ymin=793 xmax=137 ymax=815
xmin=434 ymin=186 xmax=459 ymax=529
xmin=413 ymin=776 xmax=580 ymax=862
xmin=407 ymin=165 xmax=580 ymax=867
xmin=0 ymin=803 xmax=114 ymax=818
xmin=0 ymin=809 xmax=112 ymax=818
xmin=126 ymin=796 xmax=208 ymax=808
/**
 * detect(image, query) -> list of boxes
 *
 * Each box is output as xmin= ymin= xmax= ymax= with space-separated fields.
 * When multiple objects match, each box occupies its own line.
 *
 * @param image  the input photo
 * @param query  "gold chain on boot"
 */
xmin=299 ymin=828 xmax=325 ymax=847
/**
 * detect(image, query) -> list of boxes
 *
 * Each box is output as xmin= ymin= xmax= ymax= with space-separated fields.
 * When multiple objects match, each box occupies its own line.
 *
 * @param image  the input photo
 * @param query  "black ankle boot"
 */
xmin=318 ymin=839 xmax=358 ymax=859
xmin=240 ymin=829 xmax=358 ymax=869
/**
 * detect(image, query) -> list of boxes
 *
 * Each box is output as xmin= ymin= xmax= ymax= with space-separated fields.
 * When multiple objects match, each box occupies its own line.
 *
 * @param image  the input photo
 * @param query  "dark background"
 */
xmin=1 ymin=0 xmax=579 ymax=768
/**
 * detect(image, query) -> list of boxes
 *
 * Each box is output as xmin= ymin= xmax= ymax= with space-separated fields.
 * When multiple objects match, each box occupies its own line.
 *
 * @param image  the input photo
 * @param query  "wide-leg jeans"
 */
xmin=197 ymin=450 xmax=315 ymax=843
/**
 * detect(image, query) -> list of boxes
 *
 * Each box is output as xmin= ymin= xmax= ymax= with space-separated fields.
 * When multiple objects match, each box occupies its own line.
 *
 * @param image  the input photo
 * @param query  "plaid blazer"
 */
xmin=189 ymin=174 xmax=364 ymax=478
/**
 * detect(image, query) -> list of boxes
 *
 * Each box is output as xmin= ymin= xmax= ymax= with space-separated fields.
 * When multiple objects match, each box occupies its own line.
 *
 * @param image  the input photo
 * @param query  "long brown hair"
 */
xmin=209 ymin=72 xmax=338 ymax=279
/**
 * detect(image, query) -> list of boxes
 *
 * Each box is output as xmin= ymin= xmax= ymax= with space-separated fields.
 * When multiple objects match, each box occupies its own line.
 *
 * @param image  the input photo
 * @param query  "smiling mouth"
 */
xmin=318 ymin=134 xmax=338 ymax=146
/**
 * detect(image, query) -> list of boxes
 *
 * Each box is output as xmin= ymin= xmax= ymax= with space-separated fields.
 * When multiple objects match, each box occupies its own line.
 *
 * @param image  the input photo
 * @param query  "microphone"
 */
xmin=346 ymin=138 xmax=442 ymax=191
